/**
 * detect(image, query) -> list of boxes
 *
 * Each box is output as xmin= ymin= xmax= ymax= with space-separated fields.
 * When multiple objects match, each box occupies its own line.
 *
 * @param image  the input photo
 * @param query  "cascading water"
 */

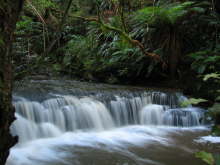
xmin=6 ymin=80 xmax=215 ymax=165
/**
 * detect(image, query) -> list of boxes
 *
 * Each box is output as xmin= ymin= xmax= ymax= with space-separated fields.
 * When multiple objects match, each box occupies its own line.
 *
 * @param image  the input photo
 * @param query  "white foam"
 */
xmin=196 ymin=135 xmax=220 ymax=143
xmin=6 ymin=126 xmax=170 ymax=165
xmin=7 ymin=125 xmax=208 ymax=165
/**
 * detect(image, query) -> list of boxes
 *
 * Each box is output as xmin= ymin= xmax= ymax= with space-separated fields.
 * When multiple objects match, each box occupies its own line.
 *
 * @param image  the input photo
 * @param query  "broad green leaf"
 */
xmin=203 ymin=73 xmax=220 ymax=81
xmin=204 ymin=56 xmax=220 ymax=63
xmin=180 ymin=98 xmax=207 ymax=107
xmin=195 ymin=151 xmax=214 ymax=165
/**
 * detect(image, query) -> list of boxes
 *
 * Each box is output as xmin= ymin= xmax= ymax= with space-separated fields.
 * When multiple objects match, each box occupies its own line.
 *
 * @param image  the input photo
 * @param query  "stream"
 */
xmin=6 ymin=80 xmax=220 ymax=165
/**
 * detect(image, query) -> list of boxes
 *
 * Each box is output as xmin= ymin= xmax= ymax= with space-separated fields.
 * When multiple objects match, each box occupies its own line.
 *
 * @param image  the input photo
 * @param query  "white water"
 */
xmin=7 ymin=91 xmax=208 ymax=165
xmin=140 ymin=104 xmax=165 ymax=125
xmin=196 ymin=135 xmax=220 ymax=143
xmin=8 ymin=126 xmax=209 ymax=165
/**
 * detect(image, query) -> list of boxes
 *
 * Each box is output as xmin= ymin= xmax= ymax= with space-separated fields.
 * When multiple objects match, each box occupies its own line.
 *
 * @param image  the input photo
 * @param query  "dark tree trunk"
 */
xmin=214 ymin=0 xmax=220 ymax=14
xmin=167 ymin=29 xmax=181 ymax=79
xmin=0 ymin=1 xmax=23 ymax=164
xmin=169 ymin=38 xmax=180 ymax=79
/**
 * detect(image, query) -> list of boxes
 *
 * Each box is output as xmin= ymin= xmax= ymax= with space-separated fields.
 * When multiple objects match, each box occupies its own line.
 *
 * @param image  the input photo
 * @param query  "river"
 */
xmin=6 ymin=80 xmax=220 ymax=165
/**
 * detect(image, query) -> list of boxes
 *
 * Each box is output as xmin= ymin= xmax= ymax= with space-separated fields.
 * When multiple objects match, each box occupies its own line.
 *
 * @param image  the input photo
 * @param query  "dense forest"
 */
xmin=11 ymin=0 xmax=219 ymax=97
xmin=0 ymin=0 xmax=220 ymax=165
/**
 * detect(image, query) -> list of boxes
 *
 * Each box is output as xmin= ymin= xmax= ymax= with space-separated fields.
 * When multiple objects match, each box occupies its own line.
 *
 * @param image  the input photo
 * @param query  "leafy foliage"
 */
xmin=13 ymin=0 xmax=220 ymax=89
xmin=131 ymin=1 xmax=210 ymax=77
xmin=195 ymin=151 xmax=215 ymax=165
xmin=204 ymin=73 xmax=220 ymax=81
xmin=196 ymin=151 xmax=220 ymax=165
xmin=190 ymin=51 xmax=220 ymax=75
xmin=180 ymin=98 xmax=207 ymax=107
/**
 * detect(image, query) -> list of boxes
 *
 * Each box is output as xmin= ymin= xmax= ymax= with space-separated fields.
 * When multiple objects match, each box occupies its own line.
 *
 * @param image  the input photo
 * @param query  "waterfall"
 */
xmin=11 ymin=91 xmax=205 ymax=144
xmin=140 ymin=104 xmax=165 ymax=125
xmin=7 ymin=81 xmax=210 ymax=165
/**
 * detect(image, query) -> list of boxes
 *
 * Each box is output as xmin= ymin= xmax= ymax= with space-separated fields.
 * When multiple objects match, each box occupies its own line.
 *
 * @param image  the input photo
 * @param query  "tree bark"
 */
xmin=169 ymin=32 xmax=181 ymax=79
xmin=214 ymin=0 xmax=220 ymax=14
xmin=0 ymin=0 xmax=23 ymax=164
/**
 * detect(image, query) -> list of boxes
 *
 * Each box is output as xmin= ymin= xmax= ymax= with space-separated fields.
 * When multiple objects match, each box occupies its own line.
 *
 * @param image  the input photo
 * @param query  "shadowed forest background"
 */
xmin=13 ymin=0 xmax=220 ymax=99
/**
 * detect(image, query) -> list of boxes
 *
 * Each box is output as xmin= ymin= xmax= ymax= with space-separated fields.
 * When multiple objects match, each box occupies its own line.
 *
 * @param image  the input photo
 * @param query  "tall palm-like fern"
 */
xmin=132 ymin=1 xmax=207 ymax=78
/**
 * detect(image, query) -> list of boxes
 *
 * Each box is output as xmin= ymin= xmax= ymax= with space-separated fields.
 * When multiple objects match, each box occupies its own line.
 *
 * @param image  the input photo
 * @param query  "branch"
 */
xmin=25 ymin=0 xmax=46 ymax=25
xmin=45 ymin=0 xmax=73 ymax=55
xmin=75 ymin=15 xmax=165 ymax=65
